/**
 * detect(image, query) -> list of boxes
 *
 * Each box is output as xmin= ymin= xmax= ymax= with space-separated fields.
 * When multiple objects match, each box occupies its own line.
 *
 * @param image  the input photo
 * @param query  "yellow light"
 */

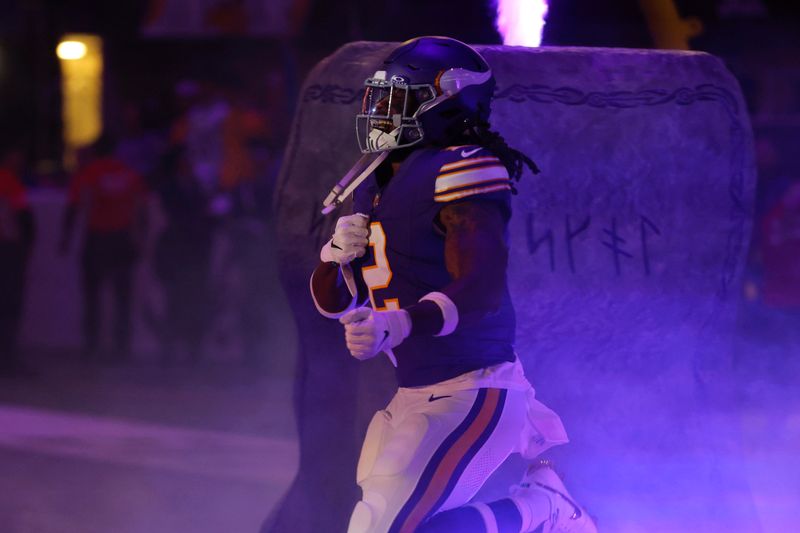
xmin=57 ymin=34 xmax=103 ymax=170
xmin=56 ymin=40 xmax=88 ymax=60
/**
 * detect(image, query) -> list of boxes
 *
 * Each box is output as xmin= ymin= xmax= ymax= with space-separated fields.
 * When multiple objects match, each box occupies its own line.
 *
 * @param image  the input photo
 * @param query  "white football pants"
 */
xmin=347 ymin=359 xmax=568 ymax=533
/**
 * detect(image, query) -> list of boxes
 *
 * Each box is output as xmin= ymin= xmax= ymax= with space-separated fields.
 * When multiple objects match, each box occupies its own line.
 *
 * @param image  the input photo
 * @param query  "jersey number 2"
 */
xmin=362 ymin=222 xmax=399 ymax=311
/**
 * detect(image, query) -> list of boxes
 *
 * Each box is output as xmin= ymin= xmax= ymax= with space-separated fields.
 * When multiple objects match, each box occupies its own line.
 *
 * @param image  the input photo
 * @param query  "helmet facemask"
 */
xmin=356 ymin=67 xmax=494 ymax=153
xmin=356 ymin=72 xmax=437 ymax=153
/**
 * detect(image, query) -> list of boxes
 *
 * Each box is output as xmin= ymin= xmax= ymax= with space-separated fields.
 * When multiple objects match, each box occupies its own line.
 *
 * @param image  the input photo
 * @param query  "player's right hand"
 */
xmin=320 ymin=213 xmax=370 ymax=265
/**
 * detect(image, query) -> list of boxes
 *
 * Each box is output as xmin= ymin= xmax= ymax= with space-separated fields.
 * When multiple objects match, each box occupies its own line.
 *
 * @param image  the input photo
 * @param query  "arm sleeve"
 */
xmin=310 ymin=262 xmax=369 ymax=318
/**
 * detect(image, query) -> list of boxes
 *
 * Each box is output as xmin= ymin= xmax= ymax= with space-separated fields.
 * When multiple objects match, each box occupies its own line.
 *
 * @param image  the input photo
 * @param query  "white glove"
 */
xmin=340 ymin=307 xmax=411 ymax=363
xmin=320 ymin=213 xmax=370 ymax=265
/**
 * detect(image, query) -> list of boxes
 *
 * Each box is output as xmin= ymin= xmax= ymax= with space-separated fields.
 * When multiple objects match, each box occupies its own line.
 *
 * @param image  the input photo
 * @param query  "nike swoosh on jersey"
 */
xmin=428 ymin=394 xmax=452 ymax=402
xmin=460 ymin=147 xmax=482 ymax=158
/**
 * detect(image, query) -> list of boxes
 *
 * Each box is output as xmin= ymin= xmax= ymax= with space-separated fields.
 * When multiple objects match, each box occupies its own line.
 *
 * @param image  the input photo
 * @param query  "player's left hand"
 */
xmin=340 ymin=307 xmax=411 ymax=361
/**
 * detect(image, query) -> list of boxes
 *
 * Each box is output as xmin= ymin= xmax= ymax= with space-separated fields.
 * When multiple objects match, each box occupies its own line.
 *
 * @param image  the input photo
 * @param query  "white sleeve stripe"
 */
xmin=435 ymin=166 xmax=509 ymax=193
xmin=435 ymin=176 xmax=509 ymax=195
xmin=438 ymin=162 xmax=505 ymax=180
xmin=434 ymin=183 xmax=512 ymax=203
xmin=439 ymin=156 xmax=500 ymax=172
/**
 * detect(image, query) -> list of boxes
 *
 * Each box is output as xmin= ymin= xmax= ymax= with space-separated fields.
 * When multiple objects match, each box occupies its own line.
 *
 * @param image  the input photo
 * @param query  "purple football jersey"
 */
xmin=352 ymin=145 xmax=516 ymax=387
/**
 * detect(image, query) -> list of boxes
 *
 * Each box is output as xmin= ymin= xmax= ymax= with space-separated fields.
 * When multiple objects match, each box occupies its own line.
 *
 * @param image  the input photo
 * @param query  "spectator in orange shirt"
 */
xmin=59 ymin=134 xmax=149 ymax=361
xmin=0 ymin=146 xmax=36 ymax=376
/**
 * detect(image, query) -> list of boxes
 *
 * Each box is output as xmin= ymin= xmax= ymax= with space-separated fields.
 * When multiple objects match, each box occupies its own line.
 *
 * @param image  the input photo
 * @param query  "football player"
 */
xmin=310 ymin=37 xmax=597 ymax=533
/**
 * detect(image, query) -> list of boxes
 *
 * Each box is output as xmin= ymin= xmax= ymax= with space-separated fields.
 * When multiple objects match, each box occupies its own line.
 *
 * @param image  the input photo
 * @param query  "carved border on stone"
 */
xmin=494 ymin=84 xmax=739 ymax=120
xmin=290 ymin=83 xmax=750 ymax=302
xmin=302 ymin=85 xmax=364 ymax=105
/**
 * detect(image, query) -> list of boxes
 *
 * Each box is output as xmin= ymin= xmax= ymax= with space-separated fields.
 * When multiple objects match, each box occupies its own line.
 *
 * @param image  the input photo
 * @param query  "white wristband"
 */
xmin=419 ymin=291 xmax=459 ymax=336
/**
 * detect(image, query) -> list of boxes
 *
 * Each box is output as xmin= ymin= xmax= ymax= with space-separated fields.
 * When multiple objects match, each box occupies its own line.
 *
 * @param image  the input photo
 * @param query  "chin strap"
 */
xmin=321 ymin=151 xmax=389 ymax=214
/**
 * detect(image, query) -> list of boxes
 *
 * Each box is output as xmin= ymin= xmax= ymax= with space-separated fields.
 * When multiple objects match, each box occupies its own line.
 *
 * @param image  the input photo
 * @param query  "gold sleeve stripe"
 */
xmin=435 ymin=165 xmax=509 ymax=193
xmin=444 ymin=145 xmax=474 ymax=151
xmin=434 ymin=183 xmax=512 ymax=203
xmin=439 ymin=156 xmax=500 ymax=173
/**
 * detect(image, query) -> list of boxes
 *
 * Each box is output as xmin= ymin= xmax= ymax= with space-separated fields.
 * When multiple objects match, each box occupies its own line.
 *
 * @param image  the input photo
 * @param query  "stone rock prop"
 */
xmin=264 ymin=43 xmax=755 ymax=532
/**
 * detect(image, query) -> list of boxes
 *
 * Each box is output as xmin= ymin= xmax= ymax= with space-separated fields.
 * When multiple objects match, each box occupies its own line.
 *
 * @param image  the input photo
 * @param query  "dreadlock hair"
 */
xmin=465 ymin=119 xmax=540 ymax=193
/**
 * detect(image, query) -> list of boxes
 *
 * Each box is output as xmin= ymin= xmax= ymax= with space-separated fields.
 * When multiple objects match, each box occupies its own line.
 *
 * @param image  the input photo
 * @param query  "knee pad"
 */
xmin=347 ymin=501 xmax=374 ymax=533
xmin=347 ymin=490 xmax=389 ymax=533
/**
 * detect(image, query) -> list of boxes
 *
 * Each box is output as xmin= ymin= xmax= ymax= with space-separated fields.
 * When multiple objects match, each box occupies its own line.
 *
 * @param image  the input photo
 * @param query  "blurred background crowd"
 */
xmin=0 ymin=0 xmax=798 ymax=380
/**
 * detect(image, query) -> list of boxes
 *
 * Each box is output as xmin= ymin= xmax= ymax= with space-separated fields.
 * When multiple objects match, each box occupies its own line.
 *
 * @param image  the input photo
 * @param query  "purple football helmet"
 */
xmin=357 ymin=36 xmax=496 ymax=153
